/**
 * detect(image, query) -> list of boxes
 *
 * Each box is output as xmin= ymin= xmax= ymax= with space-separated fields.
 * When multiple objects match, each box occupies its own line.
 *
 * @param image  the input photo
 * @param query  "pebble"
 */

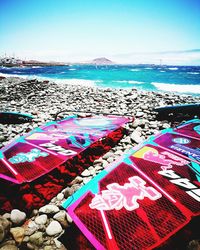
xmin=25 ymin=221 xmax=39 ymax=236
xmin=0 ymin=245 xmax=18 ymax=250
xmin=29 ymin=231 xmax=43 ymax=246
xmin=102 ymin=152 xmax=113 ymax=159
xmin=130 ymin=131 xmax=143 ymax=144
xmin=10 ymin=227 xmax=25 ymax=243
xmin=81 ymin=169 xmax=91 ymax=177
xmin=56 ymin=193 xmax=64 ymax=201
xmin=0 ymin=217 xmax=10 ymax=242
xmin=46 ymin=221 xmax=62 ymax=236
xmin=10 ymin=209 xmax=26 ymax=225
xmin=35 ymin=214 xmax=48 ymax=225
xmin=135 ymin=111 xmax=144 ymax=117
xmin=39 ymin=205 xmax=59 ymax=214
xmin=83 ymin=177 xmax=92 ymax=184
xmin=0 ymin=136 xmax=6 ymax=142
xmin=53 ymin=211 xmax=68 ymax=228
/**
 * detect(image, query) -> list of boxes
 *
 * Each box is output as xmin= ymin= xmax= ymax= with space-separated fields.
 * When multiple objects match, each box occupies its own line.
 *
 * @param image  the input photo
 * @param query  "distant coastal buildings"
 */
xmin=0 ymin=55 xmax=67 ymax=67
xmin=0 ymin=56 xmax=23 ymax=67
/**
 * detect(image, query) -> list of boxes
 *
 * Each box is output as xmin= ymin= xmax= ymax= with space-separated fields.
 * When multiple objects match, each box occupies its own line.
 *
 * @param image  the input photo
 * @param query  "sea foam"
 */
xmin=187 ymin=72 xmax=199 ymax=75
xmin=168 ymin=67 xmax=178 ymax=70
xmin=115 ymin=80 xmax=143 ymax=85
xmin=52 ymin=78 xmax=96 ymax=87
xmin=130 ymin=69 xmax=140 ymax=72
xmin=0 ymin=73 xmax=96 ymax=87
xmin=152 ymin=82 xmax=200 ymax=94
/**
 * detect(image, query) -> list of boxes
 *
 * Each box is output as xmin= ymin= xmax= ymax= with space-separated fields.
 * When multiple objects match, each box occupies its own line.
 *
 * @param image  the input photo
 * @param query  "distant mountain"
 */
xmin=91 ymin=57 xmax=114 ymax=65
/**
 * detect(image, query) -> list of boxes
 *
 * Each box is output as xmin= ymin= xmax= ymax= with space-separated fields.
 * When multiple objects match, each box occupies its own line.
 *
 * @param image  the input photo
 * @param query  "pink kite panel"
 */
xmin=130 ymin=144 xmax=200 ymax=216
xmin=153 ymin=132 xmax=200 ymax=164
xmin=174 ymin=120 xmax=200 ymax=140
xmin=0 ymin=115 xmax=130 ymax=183
xmin=67 ymin=162 xmax=190 ymax=250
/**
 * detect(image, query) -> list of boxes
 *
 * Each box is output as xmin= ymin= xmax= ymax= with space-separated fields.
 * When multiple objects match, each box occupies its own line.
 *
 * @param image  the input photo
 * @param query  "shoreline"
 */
xmin=0 ymin=70 xmax=200 ymax=96
xmin=0 ymin=76 xmax=200 ymax=250
xmin=0 ymin=76 xmax=199 ymax=148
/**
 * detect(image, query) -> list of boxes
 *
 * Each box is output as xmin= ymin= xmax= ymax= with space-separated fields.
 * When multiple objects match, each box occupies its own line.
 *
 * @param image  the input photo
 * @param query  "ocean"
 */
xmin=0 ymin=64 xmax=200 ymax=95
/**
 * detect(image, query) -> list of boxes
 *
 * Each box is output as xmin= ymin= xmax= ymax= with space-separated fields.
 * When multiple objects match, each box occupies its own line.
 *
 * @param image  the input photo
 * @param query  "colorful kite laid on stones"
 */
xmin=63 ymin=119 xmax=200 ymax=250
xmin=0 ymin=115 xmax=130 ymax=213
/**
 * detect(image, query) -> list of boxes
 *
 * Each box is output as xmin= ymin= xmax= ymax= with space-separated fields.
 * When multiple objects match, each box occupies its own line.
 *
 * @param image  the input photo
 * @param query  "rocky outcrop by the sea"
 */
xmin=0 ymin=76 xmax=199 ymax=249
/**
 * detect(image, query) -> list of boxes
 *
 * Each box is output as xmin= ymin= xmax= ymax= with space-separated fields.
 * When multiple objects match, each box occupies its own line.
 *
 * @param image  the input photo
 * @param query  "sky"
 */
xmin=0 ymin=0 xmax=200 ymax=64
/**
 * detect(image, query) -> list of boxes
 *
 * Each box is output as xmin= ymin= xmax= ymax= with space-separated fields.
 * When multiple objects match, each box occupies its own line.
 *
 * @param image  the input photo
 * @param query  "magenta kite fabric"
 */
xmin=0 ymin=115 xmax=129 ymax=184
xmin=64 ymin=119 xmax=200 ymax=250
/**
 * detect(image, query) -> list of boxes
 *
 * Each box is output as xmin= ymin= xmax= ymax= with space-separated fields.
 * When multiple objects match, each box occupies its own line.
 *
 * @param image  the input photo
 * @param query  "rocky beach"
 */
xmin=0 ymin=76 xmax=200 ymax=250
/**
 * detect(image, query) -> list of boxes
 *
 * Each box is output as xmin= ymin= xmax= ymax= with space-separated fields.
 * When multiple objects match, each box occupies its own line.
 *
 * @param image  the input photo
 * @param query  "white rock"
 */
xmin=10 ymin=209 xmax=26 ymax=225
xmin=46 ymin=221 xmax=62 ymax=236
xmin=35 ymin=215 xmax=48 ymax=225
xmin=83 ymin=177 xmax=92 ymax=184
xmin=135 ymin=111 xmax=144 ymax=117
xmin=66 ymin=213 xmax=73 ymax=223
xmin=107 ymin=157 xmax=114 ymax=163
xmin=54 ymin=238 xmax=62 ymax=248
xmin=102 ymin=152 xmax=113 ymax=160
xmin=56 ymin=193 xmax=64 ymax=201
xmin=102 ymin=160 xmax=108 ymax=168
xmin=39 ymin=205 xmax=59 ymax=214
xmin=89 ymin=168 xmax=95 ymax=175
xmin=94 ymin=165 xmax=103 ymax=171
xmin=93 ymin=159 xmax=103 ymax=165
xmin=130 ymin=132 xmax=143 ymax=144
xmin=81 ymin=169 xmax=90 ymax=177
xmin=28 ymin=221 xmax=38 ymax=229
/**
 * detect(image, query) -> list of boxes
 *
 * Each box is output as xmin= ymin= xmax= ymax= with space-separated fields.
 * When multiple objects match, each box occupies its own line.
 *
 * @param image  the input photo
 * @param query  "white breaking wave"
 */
xmin=152 ymin=82 xmax=200 ymax=94
xmin=130 ymin=69 xmax=140 ymax=72
xmin=115 ymin=80 xmax=143 ymax=84
xmin=0 ymin=73 xmax=23 ymax=78
xmin=0 ymin=73 xmax=96 ymax=87
xmin=128 ymin=80 xmax=143 ymax=84
xmin=168 ymin=67 xmax=178 ymax=70
xmin=69 ymin=68 xmax=76 ymax=71
xmin=52 ymin=78 xmax=96 ymax=87
xmin=187 ymin=72 xmax=199 ymax=75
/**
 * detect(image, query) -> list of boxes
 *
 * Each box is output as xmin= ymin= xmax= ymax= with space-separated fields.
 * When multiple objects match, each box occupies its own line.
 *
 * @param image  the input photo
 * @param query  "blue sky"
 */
xmin=0 ymin=0 xmax=200 ymax=63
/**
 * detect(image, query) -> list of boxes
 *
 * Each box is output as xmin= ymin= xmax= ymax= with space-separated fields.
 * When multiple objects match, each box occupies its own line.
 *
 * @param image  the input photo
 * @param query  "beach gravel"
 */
xmin=0 ymin=76 xmax=200 ymax=249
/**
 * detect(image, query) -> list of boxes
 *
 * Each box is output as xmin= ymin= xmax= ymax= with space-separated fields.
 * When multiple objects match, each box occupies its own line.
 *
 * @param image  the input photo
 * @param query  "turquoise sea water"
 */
xmin=0 ymin=64 xmax=200 ymax=95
